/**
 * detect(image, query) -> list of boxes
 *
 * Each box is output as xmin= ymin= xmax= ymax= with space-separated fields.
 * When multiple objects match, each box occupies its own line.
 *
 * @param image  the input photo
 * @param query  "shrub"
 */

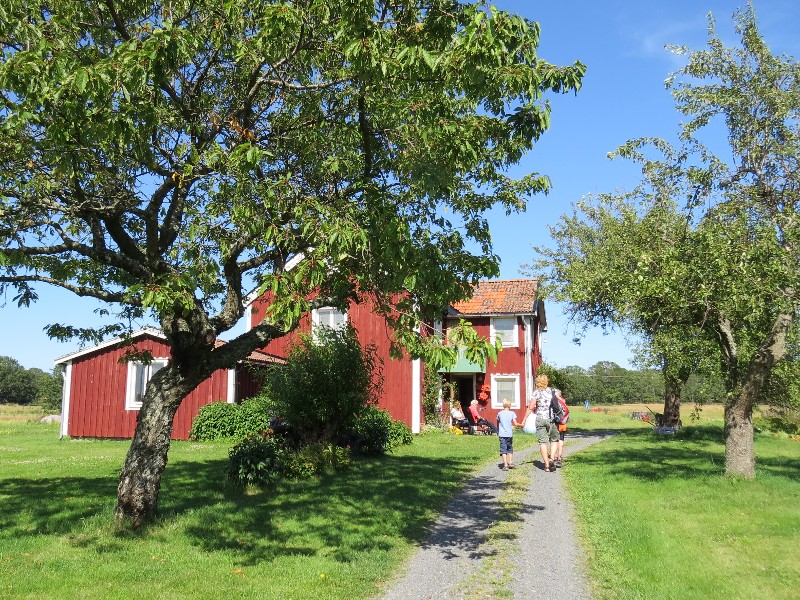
xmin=189 ymin=401 xmax=237 ymax=441
xmin=263 ymin=324 xmax=383 ymax=445
xmin=349 ymin=405 xmax=413 ymax=455
xmin=190 ymin=396 xmax=275 ymax=441
xmin=227 ymin=433 xmax=294 ymax=487
xmin=755 ymin=406 xmax=800 ymax=435
xmin=387 ymin=418 xmax=414 ymax=448
xmin=227 ymin=434 xmax=351 ymax=486
xmin=233 ymin=395 xmax=274 ymax=439
xmin=292 ymin=443 xmax=351 ymax=477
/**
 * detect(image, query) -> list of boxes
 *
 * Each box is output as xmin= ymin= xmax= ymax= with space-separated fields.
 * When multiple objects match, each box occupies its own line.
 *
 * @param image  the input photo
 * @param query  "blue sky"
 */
xmin=3 ymin=1 xmax=800 ymax=372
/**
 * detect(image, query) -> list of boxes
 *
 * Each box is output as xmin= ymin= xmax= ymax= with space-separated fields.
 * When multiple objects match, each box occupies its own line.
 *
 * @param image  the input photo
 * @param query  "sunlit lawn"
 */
xmin=0 ymin=412 xmax=533 ymax=599
xmin=3 ymin=404 xmax=798 ymax=599
xmin=563 ymin=404 xmax=800 ymax=600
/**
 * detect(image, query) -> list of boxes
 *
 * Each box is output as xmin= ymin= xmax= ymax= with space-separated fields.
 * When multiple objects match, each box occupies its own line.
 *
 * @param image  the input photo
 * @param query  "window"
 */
xmin=125 ymin=358 xmax=168 ymax=410
xmin=491 ymin=317 xmax=517 ymax=348
xmin=491 ymin=374 xmax=520 ymax=409
xmin=311 ymin=307 xmax=348 ymax=340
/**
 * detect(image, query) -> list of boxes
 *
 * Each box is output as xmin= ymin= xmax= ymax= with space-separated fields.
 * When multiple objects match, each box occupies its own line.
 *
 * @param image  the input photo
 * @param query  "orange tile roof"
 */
xmin=450 ymin=279 xmax=539 ymax=315
xmin=245 ymin=348 xmax=286 ymax=365
xmin=213 ymin=339 xmax=286 ymax=364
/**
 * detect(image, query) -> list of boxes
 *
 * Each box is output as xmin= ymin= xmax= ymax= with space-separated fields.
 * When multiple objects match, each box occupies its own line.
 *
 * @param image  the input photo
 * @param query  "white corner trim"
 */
xmin=59 ymin=362 xmax=72 ymax=438
xmin=245 ymin=303 xmax=252 ymax=332
xmin=411 ymin=357 xmax=421 ymax=434
xmin=227 ymin=368 xmax=237 ymax=403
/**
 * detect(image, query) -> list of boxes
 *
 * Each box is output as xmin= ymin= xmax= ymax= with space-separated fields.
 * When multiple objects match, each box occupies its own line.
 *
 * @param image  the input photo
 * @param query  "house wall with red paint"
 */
xmin=60 ymin=333 xmax=236 ymax=440
xmin=247 ymin=293 xmax=419 ymax=428
xmin=443 ymin=314 xmax=537 ymax=425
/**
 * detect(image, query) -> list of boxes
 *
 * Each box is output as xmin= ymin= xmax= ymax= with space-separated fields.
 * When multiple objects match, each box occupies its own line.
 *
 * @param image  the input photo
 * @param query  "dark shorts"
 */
xmin=499 ymin=436 xmax=513 ymax=455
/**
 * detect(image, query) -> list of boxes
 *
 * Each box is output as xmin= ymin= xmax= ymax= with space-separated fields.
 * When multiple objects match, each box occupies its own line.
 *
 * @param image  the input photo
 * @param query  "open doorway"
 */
xmin=454 ymin=375 xmax=476 ymax=420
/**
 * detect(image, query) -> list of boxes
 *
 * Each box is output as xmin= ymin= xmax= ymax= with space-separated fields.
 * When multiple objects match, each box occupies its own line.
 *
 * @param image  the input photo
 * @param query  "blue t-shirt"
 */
xmin=497 ymin=409 xmax=517 ymax=438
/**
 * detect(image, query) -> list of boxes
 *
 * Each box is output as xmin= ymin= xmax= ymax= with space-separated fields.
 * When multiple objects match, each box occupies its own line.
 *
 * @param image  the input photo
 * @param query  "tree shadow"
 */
xmin=566 ymin=424 xmax=799 ymax=483
xmin=3 ymin=424 xmax=796 ymax=569
xmin=173 ymin=453 xmax=531 ymax=566
xmin=0 ymin=449 xmax=516 ymax=567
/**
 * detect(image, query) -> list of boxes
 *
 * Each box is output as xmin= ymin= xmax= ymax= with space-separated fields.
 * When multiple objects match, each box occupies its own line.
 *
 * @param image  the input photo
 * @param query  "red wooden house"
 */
xmin=54 ymin=327 xmax=284 ymax=440
xmin=441 ymin=279 xmax=547 ymax=426
xmin=247 ymin=278 xmax=546 ymax=432
xmin=55 ymin=279 xmax=545 ymax=439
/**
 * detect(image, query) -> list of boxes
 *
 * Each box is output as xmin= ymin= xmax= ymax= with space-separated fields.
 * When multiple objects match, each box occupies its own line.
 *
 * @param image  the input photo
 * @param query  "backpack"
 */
xmin=550 ymin=390 xmax=570 ymax=425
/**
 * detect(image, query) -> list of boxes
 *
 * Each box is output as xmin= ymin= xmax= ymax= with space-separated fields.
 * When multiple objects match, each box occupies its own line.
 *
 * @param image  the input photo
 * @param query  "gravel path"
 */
xmin=381 ymin=430 xmax=615 ymax=600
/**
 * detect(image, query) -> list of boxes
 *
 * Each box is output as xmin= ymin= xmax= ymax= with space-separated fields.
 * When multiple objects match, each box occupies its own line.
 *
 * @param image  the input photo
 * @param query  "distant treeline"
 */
xmin=0 ymin=356 xmax=62 ymax=411
xmin=539 ymin=361 xmax=726 ymax=406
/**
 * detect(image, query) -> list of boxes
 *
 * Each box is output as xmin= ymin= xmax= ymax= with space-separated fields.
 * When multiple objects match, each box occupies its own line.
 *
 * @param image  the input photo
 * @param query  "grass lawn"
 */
xmin=2 ymin=404 xmax=798 ymax=599
xmin=0 ymin=409 xmax=533 ymax=599
xmin=563 ymin=404 xmax=800 ymax=600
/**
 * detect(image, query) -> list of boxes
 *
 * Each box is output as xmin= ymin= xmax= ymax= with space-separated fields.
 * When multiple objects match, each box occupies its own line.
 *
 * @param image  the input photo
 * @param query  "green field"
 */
xmin=0 ymin=411 xmax=530 ymax=599
xmin=564 ymin=405 xmax=800 ymax=600
xmin=2 ymin=405 xmax=798 ymax=599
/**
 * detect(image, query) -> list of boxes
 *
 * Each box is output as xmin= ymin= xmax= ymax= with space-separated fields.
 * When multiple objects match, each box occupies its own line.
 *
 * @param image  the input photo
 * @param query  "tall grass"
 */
xmin=563 ymin=405 xmax=800 ymax=600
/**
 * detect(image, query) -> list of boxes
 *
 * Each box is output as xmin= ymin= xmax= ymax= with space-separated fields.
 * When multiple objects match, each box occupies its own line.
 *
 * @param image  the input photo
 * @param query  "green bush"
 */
xmin=263 ymin=324 xmax=383 ymax=445
xmin=388 ymin=418 xmax=414 ymax=448
xmin=227 ymin=435 xmax=351 ymax=486
xmin=233 ymin=395 xmax=274 ymax=438
xmin=190 ymin=396 xmax=275 ymax=441
xmin=755 ymin=406 xmax=800 ymax=435
xmin=292 ymin=443 xmax=351 ymax=477
xmin=349 ymin=405 xmax=413 ymax=455
xmin=227 ymin=433 xmax=294 ymax=487
xmin=190 ymin=401 xmax=238 ymax=441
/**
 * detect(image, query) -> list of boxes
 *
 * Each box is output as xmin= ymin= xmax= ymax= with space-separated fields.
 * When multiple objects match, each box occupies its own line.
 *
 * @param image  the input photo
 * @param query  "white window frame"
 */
xmin=491 ymin=316 xmax=518 ymax=348
xmin=311 ymin=306 xmax=348 ymax=341
xmin=125 ymin=358 xmax=169 ymax=410
xmin=490 ymin=373 xmax=520 ymax=410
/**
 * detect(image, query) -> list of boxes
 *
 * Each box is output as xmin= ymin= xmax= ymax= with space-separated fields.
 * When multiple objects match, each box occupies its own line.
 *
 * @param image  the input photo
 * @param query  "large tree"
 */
xmin=528 ymin=191 xmax=706 ymax=427
xmin=0 ymin=1 xmax=584 ymax=526
xmin=0 ymin=356 xmax=38 ymax=404
xmin=533 ymin=5 xmax=800 ymax=477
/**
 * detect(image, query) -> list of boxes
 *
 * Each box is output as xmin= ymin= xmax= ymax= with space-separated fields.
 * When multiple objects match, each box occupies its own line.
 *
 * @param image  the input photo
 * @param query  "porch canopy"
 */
xmin=438 ymin=353 xmax=485 ymax=373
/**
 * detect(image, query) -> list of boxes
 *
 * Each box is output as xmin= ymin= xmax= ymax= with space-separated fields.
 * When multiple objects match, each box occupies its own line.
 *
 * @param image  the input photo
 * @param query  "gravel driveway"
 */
xmin=381 ymin=431 xmax=615 ymax=600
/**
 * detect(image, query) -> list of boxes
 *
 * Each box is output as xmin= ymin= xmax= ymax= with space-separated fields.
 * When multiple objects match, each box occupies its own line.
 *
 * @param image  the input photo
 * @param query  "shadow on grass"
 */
xmin=565 ymin=424 xmax=799 ymax=483
xmin=0 ymin=475 xmax=120 ymax=537
xmin=0 ymin=450 xmax=510 ymax=566
xmin=174 ymin=452 xmax=526 ymax=566
xmin=2 ymin=425 xmax=796 ymax=568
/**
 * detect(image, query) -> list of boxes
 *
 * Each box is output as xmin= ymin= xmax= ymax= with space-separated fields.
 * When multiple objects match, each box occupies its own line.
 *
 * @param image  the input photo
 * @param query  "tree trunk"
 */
xmin=724 ymin=397 xmax=755 ymax=477
xmin=115 ymin=366 xmax=192 ymax=528
xmin=662 ymin=368 xmax=684 ymax=428
xmin=721 ymin=308 xmax=792 ymax=477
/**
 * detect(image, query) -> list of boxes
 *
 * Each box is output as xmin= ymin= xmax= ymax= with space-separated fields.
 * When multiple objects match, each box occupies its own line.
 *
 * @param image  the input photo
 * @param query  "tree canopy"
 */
xmin=0 ymin=356 xmax=38 ymax=404
xmin=529 ymin=5 xmax=800 ymax=477
xmin=0 ymin=0 xmax=584 ymax=526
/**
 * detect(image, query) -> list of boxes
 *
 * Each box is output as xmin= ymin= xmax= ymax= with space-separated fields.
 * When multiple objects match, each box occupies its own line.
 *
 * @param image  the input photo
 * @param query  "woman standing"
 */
xmin=520 ymin=374 xmax=559 ymax=472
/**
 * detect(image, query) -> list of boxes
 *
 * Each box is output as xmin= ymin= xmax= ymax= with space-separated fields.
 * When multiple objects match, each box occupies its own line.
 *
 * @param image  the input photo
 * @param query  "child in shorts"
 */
xmin=497 ymin=399 xmax=521 ymax=470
